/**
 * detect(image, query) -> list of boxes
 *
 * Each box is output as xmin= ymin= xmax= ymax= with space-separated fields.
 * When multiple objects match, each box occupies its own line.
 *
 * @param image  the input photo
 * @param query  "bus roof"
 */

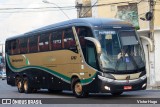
xmin=6 ymin=18 xmax=133 ymax=41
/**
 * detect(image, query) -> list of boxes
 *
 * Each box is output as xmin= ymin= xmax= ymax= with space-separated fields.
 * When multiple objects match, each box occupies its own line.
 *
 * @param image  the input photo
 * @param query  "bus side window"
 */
xmin=39 ymin=34 xmax=49 ymax=52
xmin=75 ymin=27 xmax=93 ymax=59
xmin=64 ymin=28 xmax=76 ymax=50
xmin=51 ymin=31 xmax=62 ymax=50
xmin=86 ymin=42 xmax=98 ymax=69
xmin=76 ymin=26 xmax=93 ymax=48
xmin=11 ymin=39 xmax=19 ymax=55
xmin=6 ymin=41 xmax=12 ymax=55
xmin=19 ymin=38 xmax=28 ymax=54
xmin=29 ymin=36 xmax=38 ymax=53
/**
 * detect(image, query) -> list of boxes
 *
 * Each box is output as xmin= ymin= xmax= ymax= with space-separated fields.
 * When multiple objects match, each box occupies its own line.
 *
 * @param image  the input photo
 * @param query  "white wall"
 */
xmin=138 ymin=29 xmax=160 ymax=86
xmin=154 ymin=29 xmax=160 ymax=85
xmin=138 ymin=31 xmax=150 ymax=84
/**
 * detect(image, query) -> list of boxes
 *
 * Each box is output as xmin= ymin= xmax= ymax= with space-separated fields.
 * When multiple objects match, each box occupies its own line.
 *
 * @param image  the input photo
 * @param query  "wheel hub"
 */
xmin=17 ymin=81 xmax=22 ymax=89
xmin=24 ymin=81 xmax=28 ymax=91
xmin=75 ymin=82 xmax=82 ymax=94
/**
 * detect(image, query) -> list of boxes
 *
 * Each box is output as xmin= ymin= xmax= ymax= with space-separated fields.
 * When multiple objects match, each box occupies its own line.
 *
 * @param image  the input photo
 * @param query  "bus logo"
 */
xmin=126 ymin=75 xmax=130 ymax=83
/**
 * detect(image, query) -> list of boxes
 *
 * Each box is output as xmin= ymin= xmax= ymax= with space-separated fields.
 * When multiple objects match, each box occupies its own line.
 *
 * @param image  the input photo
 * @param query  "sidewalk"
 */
xmin=147 ymin=84 xmax=160 ymax=90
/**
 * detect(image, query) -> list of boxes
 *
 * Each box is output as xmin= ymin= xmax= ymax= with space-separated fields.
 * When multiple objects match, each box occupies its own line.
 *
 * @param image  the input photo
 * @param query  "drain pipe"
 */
xmin=140 ymin=36 xmax=154 ymax=52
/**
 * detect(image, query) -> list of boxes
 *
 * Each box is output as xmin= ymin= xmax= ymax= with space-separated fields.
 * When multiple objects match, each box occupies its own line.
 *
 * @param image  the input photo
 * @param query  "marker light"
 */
xmin=142 ymin=83 xmax=146 ymax=88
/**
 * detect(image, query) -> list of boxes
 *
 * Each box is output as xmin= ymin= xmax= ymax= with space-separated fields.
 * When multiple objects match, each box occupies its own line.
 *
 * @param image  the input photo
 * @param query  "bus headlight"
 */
xmin=140 ymin=75 xmax=147 ymax=80
xmin=98 ymin=75 xmax=114 ymax=82
xmin=104 ymin=86 xmax=111 ymax=91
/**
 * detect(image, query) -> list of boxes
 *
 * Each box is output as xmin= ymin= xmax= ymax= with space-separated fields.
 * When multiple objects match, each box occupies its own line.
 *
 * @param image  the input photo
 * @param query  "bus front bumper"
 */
xmin=98 ymin=75 xmax=147 ymax=93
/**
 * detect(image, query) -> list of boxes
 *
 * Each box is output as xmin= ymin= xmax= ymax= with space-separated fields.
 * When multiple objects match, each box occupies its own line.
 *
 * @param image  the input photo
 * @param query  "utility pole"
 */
xmin=75 ymin=3 xmax=82 ymax=18
xmin=149 ymin=0 xmax=155 ymax=40
xmin=75 ymin=0 xmax=82 ymax=18
xmin=149 ymin=0 xmax=156 ymax=88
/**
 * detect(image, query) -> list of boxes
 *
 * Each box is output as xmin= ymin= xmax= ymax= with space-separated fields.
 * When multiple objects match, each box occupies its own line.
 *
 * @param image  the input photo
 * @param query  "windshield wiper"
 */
xmin=128 ymin=55 xmax=139 ymax=69
xmin=115 ymin=56 xmax=124 ymax=72
xmin=102 ymin=68 xmax=115 ymax=72
xmin=124 ymin=45 xmax=139 ymax=69
xmin=114 ymin=46 xmax=129 ymax=71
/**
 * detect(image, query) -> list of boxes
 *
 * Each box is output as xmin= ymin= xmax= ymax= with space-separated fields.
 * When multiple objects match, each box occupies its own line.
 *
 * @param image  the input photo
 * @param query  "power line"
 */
xmin=0 ymin=0 xmax=146 ymax=11
xmin=0 ymin=6 xmax=76 ymax=13
xmin=89 ymin=0 xmax=144 ymax=7
xmin=0 ymin=8 xmax=76 ymax=13
xmin=81 ymin=0 xmax=98 ymax=17
xmin=0 ymin=0 xmax=156 ymax=14
xmin=0 ymin=2 xmax=75 ymax=6
xmin=42 ymin=0 xmax=70 ymax=19
xmin=0 ymin=6 xmax=75 ymax=10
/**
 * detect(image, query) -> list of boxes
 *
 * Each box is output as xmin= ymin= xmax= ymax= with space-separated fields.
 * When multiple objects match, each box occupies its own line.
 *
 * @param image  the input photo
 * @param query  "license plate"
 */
xmin=124 ymin=86 xmax=132 ymax=90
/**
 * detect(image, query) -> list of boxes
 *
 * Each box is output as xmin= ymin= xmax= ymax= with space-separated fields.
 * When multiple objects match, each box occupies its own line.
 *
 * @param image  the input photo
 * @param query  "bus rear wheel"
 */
xmin=72 ymin=78 xmax=88 ymax=98
xmin=17 ymin=78 xmax=24 ymax=93
xmin=23 ymin=77 xmax=32 ymax=93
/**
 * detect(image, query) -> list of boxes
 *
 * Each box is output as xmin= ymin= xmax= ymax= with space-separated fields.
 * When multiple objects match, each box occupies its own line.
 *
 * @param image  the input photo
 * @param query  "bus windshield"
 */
xmin=94 ymin=29 xmax=145 ymax=73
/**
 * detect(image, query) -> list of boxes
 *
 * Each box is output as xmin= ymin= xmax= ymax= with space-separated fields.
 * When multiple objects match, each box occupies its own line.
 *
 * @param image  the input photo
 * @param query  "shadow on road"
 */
xmin=28 ymin=89 xmax=144 ymax=99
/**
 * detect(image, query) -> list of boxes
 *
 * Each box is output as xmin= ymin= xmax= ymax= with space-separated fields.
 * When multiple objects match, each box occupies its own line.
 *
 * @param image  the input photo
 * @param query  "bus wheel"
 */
xmin=23 ymin=77 xmax=32 ymax=93
xmin=72 ymin=78 xmax=88 ymax=98
xmin=111 ymin=92 xmax=123 ymax=96
xmin=17 ymin=78 xmax=24 ymax=93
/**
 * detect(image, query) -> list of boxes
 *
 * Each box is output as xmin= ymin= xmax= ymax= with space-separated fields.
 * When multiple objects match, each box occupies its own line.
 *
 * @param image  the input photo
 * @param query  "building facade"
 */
xmin=91 ymin=0 xmax=160 ymax=30
xmin=75 ymin=0 xmax=92 ymax=18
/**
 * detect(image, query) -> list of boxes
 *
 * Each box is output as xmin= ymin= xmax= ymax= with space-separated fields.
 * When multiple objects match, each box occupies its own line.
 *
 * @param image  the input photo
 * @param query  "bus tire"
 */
xmin=111 ymin=92 xmax=123 ymax=96
xmin=23 ymin=77 xmax=32 ymax=94
xmin=72 ymin=78 xmax=88 ymax=98
xmin=17 ymin=78 xmax=24 ymax=93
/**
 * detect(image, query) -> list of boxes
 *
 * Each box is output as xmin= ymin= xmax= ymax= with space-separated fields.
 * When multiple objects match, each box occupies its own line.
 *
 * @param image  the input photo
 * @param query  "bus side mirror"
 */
xmin=84 ymin=37 xmax=102 ymax=54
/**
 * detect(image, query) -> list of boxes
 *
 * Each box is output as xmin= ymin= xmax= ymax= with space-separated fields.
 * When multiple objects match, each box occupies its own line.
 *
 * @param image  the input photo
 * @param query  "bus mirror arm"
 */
xmin=84 ymin=37 xmax=102 ymax=54
xmin=140 ymin=36 xmax=154 ymax=52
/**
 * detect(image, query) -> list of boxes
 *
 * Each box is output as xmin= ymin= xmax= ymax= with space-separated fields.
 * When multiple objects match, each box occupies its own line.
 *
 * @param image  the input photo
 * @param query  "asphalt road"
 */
xmin=0 ymin=79 xmax=160 ymax=107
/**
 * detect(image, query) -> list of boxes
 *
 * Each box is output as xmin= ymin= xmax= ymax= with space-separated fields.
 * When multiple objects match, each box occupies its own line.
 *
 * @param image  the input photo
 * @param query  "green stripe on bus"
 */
xmin=81 ymin=73 xmax=96 ymax=84
xmin=6 ymin=54 xmax=96 ymax=85
xmin=6 ymin=54 xmax=71 ymax=82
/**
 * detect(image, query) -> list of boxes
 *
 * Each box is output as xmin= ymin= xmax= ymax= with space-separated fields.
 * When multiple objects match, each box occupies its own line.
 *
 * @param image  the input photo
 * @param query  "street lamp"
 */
xmin=42 ymin=0 xmax=70 ymax=19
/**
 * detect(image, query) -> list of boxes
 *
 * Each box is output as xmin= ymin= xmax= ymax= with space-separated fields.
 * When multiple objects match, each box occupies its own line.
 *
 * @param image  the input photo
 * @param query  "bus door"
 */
xmin=86 ymin=41 xmax=98 ymax=69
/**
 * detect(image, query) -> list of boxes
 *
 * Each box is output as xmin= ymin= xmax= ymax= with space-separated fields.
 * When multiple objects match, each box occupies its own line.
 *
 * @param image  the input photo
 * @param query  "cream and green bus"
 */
xmin=5 ymin=18 xmax=147 ymax=98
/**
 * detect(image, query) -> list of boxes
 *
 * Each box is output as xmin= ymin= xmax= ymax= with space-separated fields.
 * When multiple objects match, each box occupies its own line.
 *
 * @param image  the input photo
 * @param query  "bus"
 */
xmin=5 ymin=18 xmax=147 ymax=98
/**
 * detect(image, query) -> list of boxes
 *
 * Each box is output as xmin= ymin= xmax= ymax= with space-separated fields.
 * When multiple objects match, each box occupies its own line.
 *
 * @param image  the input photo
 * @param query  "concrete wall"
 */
xmin=138 ymin=30 xmax=150 ymax=84
xmin=154 ymin=3 xmax=160 ymax=29
xmin=138 ymin=29 xmax=160 ymax=86
xmin=154 ymin=29 xmax=160 ymax=85
xmin=91 ymin=0 xmax=98 ymax=17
